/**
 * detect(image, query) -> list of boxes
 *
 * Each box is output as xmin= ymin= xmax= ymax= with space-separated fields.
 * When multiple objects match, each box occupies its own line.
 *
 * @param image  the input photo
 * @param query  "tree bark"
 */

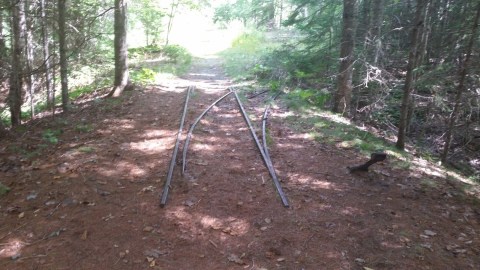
xmin=9 ymin=0 xmax=26 ymax=126
xmin=109 ymin=0 xmax=129 ymax=98
xmin=370 ymin=0 xmax=384 ymax=64
xmin=41 ymin=0 xmax=54 ymax=109
xmin=358 ymin=0 xmax=371 ymax=44
xmin=333 ymin=0 xmax=357 ymax=117
xmin=441 ymin=3 xmax=480 ymax=163
xmin=25 ymin=0 xmax=35 ymax=119
xmin=395 ymin=0 xmax=425 ymax=150
xmin=58 ymin=0 xmax=69 ymax=112
xmin=0 ymin=9 xmax=7 ymax=60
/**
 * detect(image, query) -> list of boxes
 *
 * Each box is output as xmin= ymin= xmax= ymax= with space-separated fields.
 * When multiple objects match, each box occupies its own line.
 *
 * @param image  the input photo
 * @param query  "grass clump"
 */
xmin=284 ymin=88 xmax=331 ymax=110
xmin=284 ymin=106 xmax=400 ymax=157
xmin=75 ymin=124 xmax=94 ymax=133
xmin=0 ymin=182 xmax=10 ymax=197
xmin=42 ymin=129 xmax=62 ymax=144
xmin=78 ymin=146 xmax=95 ymax=153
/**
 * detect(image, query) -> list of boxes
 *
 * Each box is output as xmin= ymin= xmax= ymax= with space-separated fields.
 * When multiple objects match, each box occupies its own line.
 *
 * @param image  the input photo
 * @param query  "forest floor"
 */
xmin=1 ymin=56 xmax=480 ymax=270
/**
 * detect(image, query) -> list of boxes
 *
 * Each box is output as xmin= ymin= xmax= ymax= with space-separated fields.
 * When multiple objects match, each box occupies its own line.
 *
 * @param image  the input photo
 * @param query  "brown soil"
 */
xmin=1 ymin=57 xmax=480 ymax=270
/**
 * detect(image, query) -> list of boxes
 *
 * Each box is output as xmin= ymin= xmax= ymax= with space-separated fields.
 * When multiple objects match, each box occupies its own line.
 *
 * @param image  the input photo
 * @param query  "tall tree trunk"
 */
xmin=395 ymin=0 xmax=425 ymax=150
xmin=25 ymin=0 xmax=35 ymax=119
xmin=277 ymin=0 xmax=283 ymax=29
xmin=9 ymin=0 xmax=26 ymax=126
xmin=52 ymin=41 xmax=57 ymax=117
xmin=416 ymin=0 xmax=432 ymax=68
xmin=58 ymin=0 xmax=69 ymax=112
xmin=0 ymin=10 xmax=7 ymax=60
xmin=41 ymin=0 xmax=54 ymax=109
xmin=333 ymin=0 xmax=357 ymax=117
xmin=404 ymin=1 xmax=430 ymax=136
xmin=433 ymin=0 xmax=451 ymax=62
xmin=370 ymin=0 xmax=384 ymax=64
xmin=0 ymin=8 xmax=7 ymax=135
xmin=165 ymin=0 xmax=178 ymax=46
xmin=441 ymin=3 xmax=480 ymax=163
xmin=109 ymin=0 xmax=129 ymax=97
xmin=358 ymin=0 xmax=371 ymax=45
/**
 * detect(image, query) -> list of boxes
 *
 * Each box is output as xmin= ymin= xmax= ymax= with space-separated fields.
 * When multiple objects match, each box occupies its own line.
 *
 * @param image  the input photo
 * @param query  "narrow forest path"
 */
xmin=1 ymin=56 xmax=480 ymax=270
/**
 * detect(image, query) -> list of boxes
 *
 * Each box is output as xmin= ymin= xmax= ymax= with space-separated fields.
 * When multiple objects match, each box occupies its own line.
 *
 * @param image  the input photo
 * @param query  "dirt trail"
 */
xmin=1 ymin=57 xmax=480 ymax=269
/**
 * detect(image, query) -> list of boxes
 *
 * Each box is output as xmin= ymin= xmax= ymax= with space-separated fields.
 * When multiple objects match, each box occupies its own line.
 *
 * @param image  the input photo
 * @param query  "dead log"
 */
xmin=348 ymin=152 xmax=387 ymax=172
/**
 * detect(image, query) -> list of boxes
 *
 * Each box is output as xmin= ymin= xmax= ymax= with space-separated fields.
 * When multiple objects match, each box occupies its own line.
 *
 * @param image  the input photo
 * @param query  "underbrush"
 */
xmin=220 ymin=31 xmax=276 ymax=80
xmin=231 ymin=28 xmax=480 ymax=181
xmin=129 ymin=44 xmax=192 ymax=81
xmin=223 ymin=29 xmax=479 ymax=186
xmin=0 ymin=44 xmax=193 ymax=126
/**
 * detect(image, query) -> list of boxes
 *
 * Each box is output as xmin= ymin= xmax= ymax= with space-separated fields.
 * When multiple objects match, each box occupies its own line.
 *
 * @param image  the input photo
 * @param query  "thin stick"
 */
xmin=182 ymin=90 xmax=233 ymax=174
xmin=247 ymin=89 xmax=269 ymax=99
xmin=261 ymin=92 xmax=282 ymax=158
xmin=17 ymin=254 xmax=47 ymax=261
xmin=232 ymin=89 xmax=289 ymax=207
xmin=0 ymin=223 xmax=29 ymax=241
xmin=160 ymin=86 xmax=193 ymax=207
xmin=209 ymin=239 xmax=218 ymax=248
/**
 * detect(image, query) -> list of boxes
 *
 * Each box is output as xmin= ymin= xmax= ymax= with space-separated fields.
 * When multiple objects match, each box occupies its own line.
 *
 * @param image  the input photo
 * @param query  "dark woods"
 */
xmin=215 ymin=0 xmax=480 ymax=175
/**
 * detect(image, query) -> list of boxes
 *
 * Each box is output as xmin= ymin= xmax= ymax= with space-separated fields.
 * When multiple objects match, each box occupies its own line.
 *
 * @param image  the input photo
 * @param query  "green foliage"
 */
xmin=75 ymin=124 xmax=94 ymax=133
xmin=78 ymin=146 xmax=96 ymax=153
xmin=130 ymin=0 xmax=165 ymax=45
xmin=129 ymin=44 xmax=192 ymax=64
xmin=131 ymin=68 xmax=157 ymax=85
xmin=129 ymin=44 xmax=192 ymax=78
xmin=420 ymin=178 xmax=438 ymax=190
xmin=42 ymin=129 xmax=62 ymax=144
xmin=468 ymin=174 xmax=480 ymax=184
xmin=69 ymin=79 xmax=111 ymax=101
xmin=0 ymin=182 xmax=10 ymax=197
xmin=284 ymin=109 xmax=404 ymax=160
xmin=284 ymin=89 xmax=331 ymax=110
xmin=214 ymin=0 xmax=276 ymax=28
xmin=69 ymin=86 xmax=95 ymax=101
xmin=220 ymin=31 xmax=270 ymax=80
xmin=232 ymin=32 xmax=264 ymax=52
xmin=392 ymin=159 xmax=412 ymax=170
xmin=284 ymin=1 xmax=342 ymax=49
xmin=161 ymin=45 xmax=192 ymax=64
xmin=21 ymin=111 xmax=30 ymax=120
xmin=0 ymin=106 xmax=10 ymax=127
xmin=264 ymin=128 xmax=274 ymax=147
xmin=251 ymin=34 xmax=339 ymax=91
xmin=214 ymin=0 xmax=250 ymax=25
xmin=128 ymin=44 xmax=163 ymax=58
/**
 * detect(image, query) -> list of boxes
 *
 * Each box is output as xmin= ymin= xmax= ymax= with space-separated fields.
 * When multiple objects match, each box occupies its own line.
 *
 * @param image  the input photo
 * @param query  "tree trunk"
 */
xmin=109 ymin=0 xmax=129 ymax=97
xmin=58 ymin=0 xmax=69 ymax=112
xmin=25 ymin=0 xmax=35 ymax=119
xmin=0 ymin=10 xmax=7 ymax=60
xmin=441 ymin=3 xmax=480 ymax=163
xmin=9 ymin=0 xmax=26 ymax=127
xmin=404 ymin=1 xmax=430 ymax=136
xmin=333 ymin=0 xmax=357 ymax=117
xmin=358 ymin=0 xmax=371 ymax=45
xmin=416 ymin=0 xmax=432 ymax=68
xmin=395 ymin=0 xmax=425 ymax=150
xmin=370 ymin=0 xmax=384 ymax=64
xmin=165 ymin=0 xmax=178 ymax=46
xmin=41 ymin=0 xmax=54 ymax=109
xmin=277 ymin=0 xmax=283 ymax=29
